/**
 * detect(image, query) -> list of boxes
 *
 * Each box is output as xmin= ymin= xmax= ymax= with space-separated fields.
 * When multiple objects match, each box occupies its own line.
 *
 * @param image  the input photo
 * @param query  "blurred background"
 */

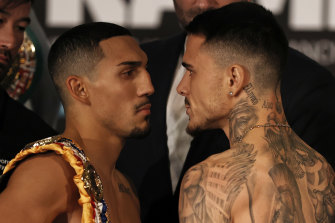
xmin=13 ymin=0 xmax=335 ymax=132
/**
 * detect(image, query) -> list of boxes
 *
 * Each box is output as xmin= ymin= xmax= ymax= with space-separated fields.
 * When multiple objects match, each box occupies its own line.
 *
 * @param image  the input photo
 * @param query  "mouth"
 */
xmin=0 ymin=56 xmax=9 ymax=66
xmin=185 ymin=98 xmax=191 ymax=109
xmin=136 ymin=101 xmax=152 ymax=115
xmin=184 ymin=98 xmax=190 ymax=107
xmin=184 ymin=98 xmax=191 ymax=116
xmin=0 ymin=51 xmax=11 ymax=67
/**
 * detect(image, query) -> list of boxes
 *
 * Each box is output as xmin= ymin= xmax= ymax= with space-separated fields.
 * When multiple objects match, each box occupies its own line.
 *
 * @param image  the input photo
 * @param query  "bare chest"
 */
xmin=104 ymin=184 xmax=141 ymax=223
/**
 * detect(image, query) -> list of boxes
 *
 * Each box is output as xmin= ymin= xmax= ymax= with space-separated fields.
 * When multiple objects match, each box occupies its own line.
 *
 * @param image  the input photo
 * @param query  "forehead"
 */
xmin=0 ymin=2 xmax=30 ymax=19
xmin=184 ymin=34 xmax=207 ymax=61
xmin=99 ymin=36 xmax=147 ymax=64
xmin=184 ymin=34 xmax=225 ymax=73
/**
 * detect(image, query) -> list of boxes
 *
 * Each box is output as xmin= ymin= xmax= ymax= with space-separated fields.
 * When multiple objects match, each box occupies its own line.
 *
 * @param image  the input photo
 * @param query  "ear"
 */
xmin=66 ymin=75 xmax=90 ymax=105
xmin=225 ymin=64 xmax=249 ymax=96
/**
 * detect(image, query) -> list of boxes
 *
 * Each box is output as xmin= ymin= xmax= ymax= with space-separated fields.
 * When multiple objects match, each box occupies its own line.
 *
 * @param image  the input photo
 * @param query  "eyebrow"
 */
xmin=0 ymin=9 xmax=31 ymax=24
xmin=20 ymin=17 xmax=31 ymax=24
xmin=117 ymin=61 xmax=142 ymax=67
xmin=182 ymin=62 xmax=193 ymax=69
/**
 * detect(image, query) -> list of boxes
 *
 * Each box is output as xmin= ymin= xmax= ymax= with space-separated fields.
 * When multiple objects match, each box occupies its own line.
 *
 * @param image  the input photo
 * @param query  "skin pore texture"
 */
xmin=177 ymin=34 xmax=335 ymax=222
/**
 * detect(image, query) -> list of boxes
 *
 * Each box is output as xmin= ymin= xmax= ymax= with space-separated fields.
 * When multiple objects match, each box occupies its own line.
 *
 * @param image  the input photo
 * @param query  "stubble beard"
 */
xmin=127 ymin=115 xmax=151 ymax=139
xmin=186 ymin=121 xmax=203 ymax=137
xmin=0 ymin=67 xmax=6 ymax=83
xmin=186 ymin=114 xmax=221 ymax=137
xmin=0 ymin=62 xmax=10 ymax=83
xmin=0 ymin=49 xmax=15 ymax=84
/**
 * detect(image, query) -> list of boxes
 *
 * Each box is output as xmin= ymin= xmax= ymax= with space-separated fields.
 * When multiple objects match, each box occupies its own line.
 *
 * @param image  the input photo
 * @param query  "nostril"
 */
xmin=179 ymin=89 xmax=185 ymax=95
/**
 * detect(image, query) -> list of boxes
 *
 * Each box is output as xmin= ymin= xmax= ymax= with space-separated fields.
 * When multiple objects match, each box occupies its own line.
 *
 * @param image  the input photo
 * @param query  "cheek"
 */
xmin=11 ymin=36 xmax=24 ymax=57
xmin=209 ymin=81 xmax=226 ymax=111
xmin=193 ymin=79 xmax=225 ymax=114
xmin=176 ymin=0 xmax=191 ymax=9
xmin=15 ymin=31 xmax=25 ymax=46
xmin=91 ymin=87 xmax=118 ymax=110
xmin=93 ymin=92 xmax=133 ymax=127
xmin=218 ymin=0 xmax=244 ymax=7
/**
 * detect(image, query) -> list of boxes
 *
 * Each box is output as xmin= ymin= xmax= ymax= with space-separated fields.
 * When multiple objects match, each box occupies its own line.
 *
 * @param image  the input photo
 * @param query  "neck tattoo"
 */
xmin=233 ymin=123 xmax=290 ymax=144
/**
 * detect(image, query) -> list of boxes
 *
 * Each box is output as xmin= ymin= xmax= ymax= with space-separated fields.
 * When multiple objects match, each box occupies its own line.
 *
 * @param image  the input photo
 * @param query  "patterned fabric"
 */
xmin=2 ymin=136 xmax=110 ymax=223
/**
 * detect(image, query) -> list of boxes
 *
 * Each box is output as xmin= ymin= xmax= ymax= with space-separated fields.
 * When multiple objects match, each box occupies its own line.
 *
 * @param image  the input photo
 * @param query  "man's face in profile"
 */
xmin=173 ymin=0 xmax=249 ymax=27
xmin=177 ymin=34 xmax=231 ymax=136
xmin=0 ymin=1 xmax=31 ymax=79
xmin=85 ymin=36 xmax=155 ymax=139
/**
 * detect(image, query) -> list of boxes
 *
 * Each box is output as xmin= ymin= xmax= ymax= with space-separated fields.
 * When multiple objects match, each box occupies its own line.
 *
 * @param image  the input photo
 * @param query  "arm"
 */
xmin=0 ymin=153 xmax=79 ymax=222
xmin=179 ymin=163 xmax=209 ymax=223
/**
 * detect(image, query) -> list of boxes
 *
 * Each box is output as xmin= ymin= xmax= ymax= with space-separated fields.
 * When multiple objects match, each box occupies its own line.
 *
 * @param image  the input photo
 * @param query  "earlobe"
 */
xmin=66 ymin=75 xmax=90 ymax=105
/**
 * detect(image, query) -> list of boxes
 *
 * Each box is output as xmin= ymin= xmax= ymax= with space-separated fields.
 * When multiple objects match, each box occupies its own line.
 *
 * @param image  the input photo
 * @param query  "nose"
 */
xmin=194 ymin=0 xmax=217 ymax=10
xmin=177 ymin=72 xmax=190 ymax=96
xmin=0 ymin=25 xmax=17 ymax=51
xmin=137 ymin=70 xmax=155 ymax=97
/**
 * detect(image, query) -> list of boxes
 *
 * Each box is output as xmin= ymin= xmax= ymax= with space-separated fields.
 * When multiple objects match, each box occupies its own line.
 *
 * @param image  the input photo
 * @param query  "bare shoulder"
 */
xmin=179 ymin=144 xmax=258 ymax=223
xmin=0 ymin=152 xmax=79 ymax=222
xmin=179 ymin=134 xmax=335 ymax=223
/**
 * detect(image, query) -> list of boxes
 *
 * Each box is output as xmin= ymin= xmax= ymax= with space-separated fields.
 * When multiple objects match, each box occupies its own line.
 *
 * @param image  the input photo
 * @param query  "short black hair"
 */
xmin=185 ymin=2 xmax=288 ymax=90
xmin=1 ymin=0 xmax=33 ymax=9
xmin=48 ymin=22 xmax=132 ymax=107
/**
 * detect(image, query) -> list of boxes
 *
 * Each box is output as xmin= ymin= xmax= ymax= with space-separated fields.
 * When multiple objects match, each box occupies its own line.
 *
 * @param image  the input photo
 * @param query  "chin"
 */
xmin=127 ymin=125 xmax=151 ymax=139
xmin=186 ymin=122 xmax=204 ymax=137
xmin=186 ymin=117 xmax=218 ymax=136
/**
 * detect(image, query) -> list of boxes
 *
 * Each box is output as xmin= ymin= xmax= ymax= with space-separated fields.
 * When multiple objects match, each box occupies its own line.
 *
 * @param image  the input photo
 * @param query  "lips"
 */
xmin=138 ymin=103 xmax=151 ymax=111
xmin=184 ymin=98 xmax=191 ymax=116
xmin=0 ymin=51 xmax=11 ymax=66
xmin=0 ymin=55 xmax=9 ymax=66
xmin=136 ymin=102 xmax=152 ymax=115
xmin=185 ymin=98 xmax=190 ymax=108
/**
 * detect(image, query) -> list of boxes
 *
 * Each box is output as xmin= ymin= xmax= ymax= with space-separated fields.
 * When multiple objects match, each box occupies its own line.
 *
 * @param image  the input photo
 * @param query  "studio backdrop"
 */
xmin=32 ymin=0 xmax=335 ymax=76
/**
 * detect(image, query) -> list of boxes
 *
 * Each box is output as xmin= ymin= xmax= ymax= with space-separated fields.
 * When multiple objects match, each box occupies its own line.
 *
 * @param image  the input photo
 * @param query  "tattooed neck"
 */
xmin=228 ymin=99 xmax=259 ymax=144
xmin=228 ymin=98 xmax=287 ymax=145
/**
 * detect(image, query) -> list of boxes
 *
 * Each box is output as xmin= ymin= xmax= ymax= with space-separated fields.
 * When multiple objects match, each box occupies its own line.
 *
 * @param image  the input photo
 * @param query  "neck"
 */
xmin=226 ymin=94 xmax=288 ymax=146
xmin=62 ymin=118 xmax=124 ymax=179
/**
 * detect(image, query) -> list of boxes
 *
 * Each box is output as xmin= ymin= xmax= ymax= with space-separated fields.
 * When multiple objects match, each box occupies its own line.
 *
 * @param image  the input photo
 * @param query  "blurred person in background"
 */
xmin=0 ymin=0 xmax=56 ymax=174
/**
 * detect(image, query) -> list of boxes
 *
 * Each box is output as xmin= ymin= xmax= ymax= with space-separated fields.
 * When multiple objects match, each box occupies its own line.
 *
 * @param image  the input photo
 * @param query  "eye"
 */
xmin=16 ymin=25 xmax=27 ymax=32
xmin=121 ymin=69 xmax=135 ymax=78
xmin=0 ymin=18 xmax=5 ymax=25
xmin=236 ymin=116 xmax=251 ymax=127
xmin=16 ymin=23 xmax=29 ymax=32
xmin=125 ymin=70 xmax=134 ymax=75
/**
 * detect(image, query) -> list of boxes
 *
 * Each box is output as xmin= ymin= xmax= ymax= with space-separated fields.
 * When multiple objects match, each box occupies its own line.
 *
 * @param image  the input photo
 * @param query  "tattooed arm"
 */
xmin=179 ymin=163 xmax=208 ymax=223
